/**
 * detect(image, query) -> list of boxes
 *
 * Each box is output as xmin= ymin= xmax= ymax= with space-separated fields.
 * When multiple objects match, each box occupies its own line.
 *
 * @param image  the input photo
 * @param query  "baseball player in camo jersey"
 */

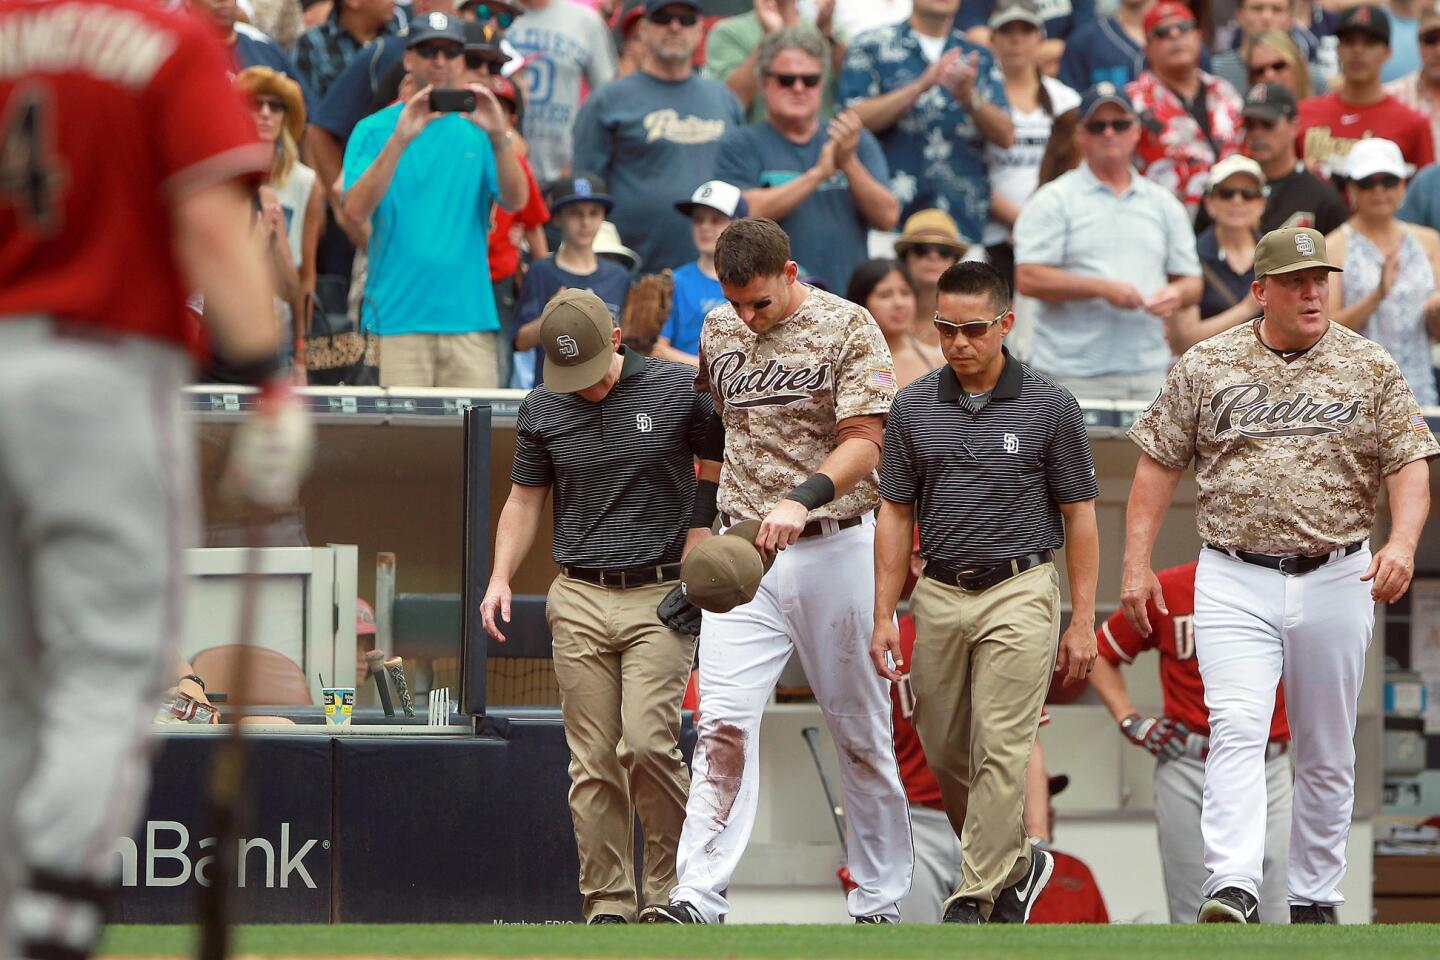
xmin=1092 ymin=561 xmax=1294 ymax=924
xmin=639 ymin=217 xmax=913 ymax=924
xmin=1123 ymin=226 xmax=1438 ymax=925
xmin=0 ymin=1 xmax=312 ymax=957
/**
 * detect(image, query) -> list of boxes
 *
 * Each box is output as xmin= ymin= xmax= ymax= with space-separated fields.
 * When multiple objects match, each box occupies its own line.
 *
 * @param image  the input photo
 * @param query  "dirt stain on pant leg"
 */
xmin=702 ymin=723 xmax=746 ymax=857
xmin=844 ymin=746 xmax=881 ymax=782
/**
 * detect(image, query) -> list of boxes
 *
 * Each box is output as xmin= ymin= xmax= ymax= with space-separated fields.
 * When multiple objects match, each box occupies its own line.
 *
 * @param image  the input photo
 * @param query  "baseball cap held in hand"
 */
xmin=539 ymin=289 xmax=618 ymax=393
xmin=681 ymin=526 xmax=770 ymax=614
xmin=1254 ymin=227 xmax=1343 ymax=279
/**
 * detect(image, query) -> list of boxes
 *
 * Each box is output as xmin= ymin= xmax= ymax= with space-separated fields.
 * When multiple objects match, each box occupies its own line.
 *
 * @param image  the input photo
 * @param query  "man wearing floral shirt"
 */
xmin=1126 ymin=1 xmax=1243 ymax=223
xmin=839 ymin=0 xmax=1014 ymax=245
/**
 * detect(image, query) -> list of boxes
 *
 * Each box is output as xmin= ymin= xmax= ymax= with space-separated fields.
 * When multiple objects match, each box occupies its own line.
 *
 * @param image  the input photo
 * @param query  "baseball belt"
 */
xmin=562 ymin=563 xmax=681 ymax=589
xmin=924 ymin=550 xmax=1054 ymax=593
xmin=1205 ymin=540 xmax=1365 ymax=577
xmin=720 ymin=513 xmax=864 ymax=539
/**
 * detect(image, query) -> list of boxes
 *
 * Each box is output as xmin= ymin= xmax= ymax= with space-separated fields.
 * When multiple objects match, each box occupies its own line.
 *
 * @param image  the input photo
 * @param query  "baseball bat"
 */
xmin=365 ymin=649 xmax=394 ymax=717
xmin=385 ymin=656 xmax=415 ymax=718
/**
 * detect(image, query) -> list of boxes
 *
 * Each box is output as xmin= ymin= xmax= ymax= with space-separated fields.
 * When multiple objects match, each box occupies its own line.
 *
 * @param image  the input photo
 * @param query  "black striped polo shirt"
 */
xmin=878 ymin=349 xmax=1099 ymax=565
xmin=512 ymin=348 xmax=722 ymax=567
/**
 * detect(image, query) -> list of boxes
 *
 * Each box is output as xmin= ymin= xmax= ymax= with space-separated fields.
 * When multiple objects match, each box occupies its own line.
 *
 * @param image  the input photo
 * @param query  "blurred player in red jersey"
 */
xmin=0 ymin=1 xmax=312 ymax=956
xmin=1092 ymin=561 xmax=1293 ymax=923
xmin=1027 ymin=773 xmax=1110 ymax=925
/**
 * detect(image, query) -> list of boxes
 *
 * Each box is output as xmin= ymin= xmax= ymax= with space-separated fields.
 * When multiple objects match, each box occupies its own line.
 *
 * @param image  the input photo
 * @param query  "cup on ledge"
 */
xmin=323 ymin=687 xmax=355 ymax=726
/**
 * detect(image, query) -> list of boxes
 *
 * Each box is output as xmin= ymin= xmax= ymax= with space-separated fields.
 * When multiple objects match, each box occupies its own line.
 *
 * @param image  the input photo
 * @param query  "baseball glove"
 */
xmin=1120 ymin=714 xmax=1192 ymax=761
xmin=657 ymin=584 xmax=702 ymax=636
xmin=621 ymin=270 xmax=673 ymax=354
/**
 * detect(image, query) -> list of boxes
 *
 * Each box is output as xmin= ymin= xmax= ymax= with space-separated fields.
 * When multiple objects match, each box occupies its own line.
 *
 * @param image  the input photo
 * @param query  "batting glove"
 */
xmin=222 ymin=379 xmax=314 ymax=509
xmin=1120 ymin=714 xmax=1191 ymax=761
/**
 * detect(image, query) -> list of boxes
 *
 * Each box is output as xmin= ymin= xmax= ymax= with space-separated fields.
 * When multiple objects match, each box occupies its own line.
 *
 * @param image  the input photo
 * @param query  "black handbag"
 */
xmin=302 ymin=274 xmax=379 ymax=386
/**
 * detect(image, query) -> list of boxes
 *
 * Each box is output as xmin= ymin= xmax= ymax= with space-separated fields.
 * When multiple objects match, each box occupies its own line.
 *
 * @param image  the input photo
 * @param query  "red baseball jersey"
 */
xmin=0 ymin=0 xmax=268 ymax=349
xmin=892 ymin=613 xmax=1051 ymax=808
xmin=1029 ymin=848 xmax=1110 ymax=924
xmin=1097 ymin=561 xmax=1289 ymax=739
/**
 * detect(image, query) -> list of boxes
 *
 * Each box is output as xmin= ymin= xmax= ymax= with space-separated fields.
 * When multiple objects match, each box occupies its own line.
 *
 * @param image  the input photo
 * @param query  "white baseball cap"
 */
xmin=675 ymin=180 xmax=749 ymax=219
xmin=1345 ymin=137 xmax=1411 ymax=181
xmin=1207 ymin=154 xmax=1267 ymax=193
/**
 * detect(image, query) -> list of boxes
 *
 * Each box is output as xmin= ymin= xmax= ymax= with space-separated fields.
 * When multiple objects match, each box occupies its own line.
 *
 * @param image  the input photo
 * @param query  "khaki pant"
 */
xmin=908 ymin=563 xmax=1060 ymax=916
xmin=378 ymin=331 xmax=499 ymax=388
xmin=547 ymin=575 xmax=696 ymax=921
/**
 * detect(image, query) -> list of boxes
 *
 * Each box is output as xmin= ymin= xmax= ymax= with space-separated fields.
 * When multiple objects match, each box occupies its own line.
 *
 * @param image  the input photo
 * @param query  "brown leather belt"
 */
xmin=924 ymin=551 xmax=1054 ymax=592
xmin=562 ymin=563 xmax=681 ymax=589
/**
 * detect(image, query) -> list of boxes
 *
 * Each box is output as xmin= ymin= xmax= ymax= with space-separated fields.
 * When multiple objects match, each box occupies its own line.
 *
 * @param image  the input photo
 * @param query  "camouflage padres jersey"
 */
xmin=1129 ymin=320 xmax=1440 ymax=555
xmin=696 ymin=285 xmax=896 ymax=522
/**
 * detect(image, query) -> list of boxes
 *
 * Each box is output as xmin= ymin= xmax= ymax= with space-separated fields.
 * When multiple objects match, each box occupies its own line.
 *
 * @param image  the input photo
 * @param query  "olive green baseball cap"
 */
xmin=539 ymin=289 xmax=618 ymax=393
xmin=721 ymin=520 xmax=776 ymax=573
xmin=681 ymin=534 xmax=765 ymax=614
xmin=1254 ymin=227 xmax=1343 ymax=279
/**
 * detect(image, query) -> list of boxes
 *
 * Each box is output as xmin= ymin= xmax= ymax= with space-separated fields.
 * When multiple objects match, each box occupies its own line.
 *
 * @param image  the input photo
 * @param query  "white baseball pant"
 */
xmin=0 ymin=320 xmax=195 ymax=957
xmin=670 ymin=517 xmax=914 ymax=922
xmin=1193 ymin=545 xmax=1373 ymax=908
xmin=898 ymin=804 xmax=960 ymax=923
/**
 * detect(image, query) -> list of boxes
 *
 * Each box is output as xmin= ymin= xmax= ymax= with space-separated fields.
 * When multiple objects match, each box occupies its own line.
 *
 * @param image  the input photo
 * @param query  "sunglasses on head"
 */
xmin=1248 ymin=60 xmax=1290 ymax=81
xmin=254 ymin=96 xmax=287 ymax=114
xmin=1150 ymin=20 xmax=1196 ymax=41
xmin=907 ymin=242 xmax=959 ymax=259
xmin=1084 ymin=118 xmax=1134 ymax=134
xmin=414 ymin=42 xmax=463 ymax=61
xmin=471 ymin=4 xmax=515 ymax=29
xmin=767 ymin=71 xmax=823 ymax=89
xmin=1353 ymin=173 xmax=1402 ymax=190
xmin=1212 ymin=185 xmax=1265 ymax=201
xmin=934 ymin=311 xmax=1007 ymax=339
xmin=649 ymin=9 xmax=699 ymax=27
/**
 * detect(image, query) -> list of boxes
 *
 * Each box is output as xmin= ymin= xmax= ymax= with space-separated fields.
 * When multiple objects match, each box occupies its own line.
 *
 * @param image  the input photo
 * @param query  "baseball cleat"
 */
xmin=990 ymin=848 xmax=1055 ymax=923
xmin=587 ymin=914 xmax=626 ymax=924
xmin=638 ymin=900 xmax=706 ymax=924
xmin=854 ymin=914 xmax=894 ymax=924
xmin=940 ymin=896 xmax=983 ymax=924
xmin=1290 ymin=903 xmax=1338 ymax=924
xmin=1199 ymin=886 xmax=1259 ymax=923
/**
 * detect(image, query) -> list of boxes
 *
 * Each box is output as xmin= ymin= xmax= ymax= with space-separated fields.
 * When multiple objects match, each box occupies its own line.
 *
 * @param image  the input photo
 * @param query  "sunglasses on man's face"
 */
xmin=1150 ymin=21 xmax=1196 ymax=41
xmin=934 ymin=311 xmax=1007 ymax=339
xmin=768 ymin=71 xmax=823 ymax=89
xmin=471 ymin=4 xmax=515 ymax=28
xmin=1212 ymin=186 xmax=1265 ymax=201
xmin=649 ymin=10 xmax=699 ymax=27
xmin=1248 ymin=59 xmax=1290 ymax=81
xmin=254 ymin=96 xmax=287 ymax=114
xmin=464 ymin=52 xmax=501 ymax=72
xmin=1423 ymin=30 xmax=1440 ymax=46
xmin=1353 ymin=174 xmax=1403 ymax=191
xmin=414 ymin=42 xmax=463 ymax=61
xmin=908 ymin=243 xmax=959 ymax=259
xmin=1084 ymin=118 xmax=1134 ymax=134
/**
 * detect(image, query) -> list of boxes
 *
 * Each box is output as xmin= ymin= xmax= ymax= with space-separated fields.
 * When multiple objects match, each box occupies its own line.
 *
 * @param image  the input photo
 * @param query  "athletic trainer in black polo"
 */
xmin=870 ymin=261 xmax=1101 ymax=926
xmin=480 ymin=289 xmax=724 ymax=925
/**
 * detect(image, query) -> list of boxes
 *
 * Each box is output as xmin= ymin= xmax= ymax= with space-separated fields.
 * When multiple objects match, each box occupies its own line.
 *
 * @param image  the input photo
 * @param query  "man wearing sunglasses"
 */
xmin=872 ymin=261 xmax=1100 ymax=924
xmin=1126 ymin=1 xmax=1244 ymax=223
xmin=504 ymin=0 xmax=617 ymax=185
xmin=705 ymin=0 xmax=842 ymax=125
xmin=1014 ymin=82 xmax=1201 ymax=401
xmin=1240 ymin=82 xmax=1347 ymax=235
xmin=294 ymin=0 xmax=401 ymax=100
xmin=1296 ymin=5 xmax=1434 ymax=180
xmin=714 ymin=25 xmax=897 ymax=293
xmin=1384 ymin=5 xmax=1440 ymax=154
xmin=341 ymin=11 xmax=529 ymax=387
xmin=574 ymin=0 xmax=745 ymax=273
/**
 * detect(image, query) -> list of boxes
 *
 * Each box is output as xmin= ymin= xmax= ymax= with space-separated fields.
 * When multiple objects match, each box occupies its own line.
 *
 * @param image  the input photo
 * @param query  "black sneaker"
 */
xmin=854 ymin=914 xmax=894 ymax=924
xmin=990 ymin=848 xmax=1055 ymax=924
xmin=1290 ymin=903 xmax=1338 ymax=924
xmin=588 ymin=914 xmax=627 ymax=924
xmin=1199 ymin=886 xmax=1259 ymax=924
xmin=638 ymin=900 xmax=705 ymax=924
xmin=941 ymin=896 xmax=983 ymax=924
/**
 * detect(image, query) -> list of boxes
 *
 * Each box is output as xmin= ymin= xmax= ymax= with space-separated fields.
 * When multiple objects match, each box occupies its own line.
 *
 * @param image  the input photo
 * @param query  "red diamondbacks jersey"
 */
xmin=1028 ymin=848 xmax=1110 ymax=924
xmin=1097 ymin=561 xmax=1290 ymax=739
xmin=0 ymin=0 xmax=268 ymax=348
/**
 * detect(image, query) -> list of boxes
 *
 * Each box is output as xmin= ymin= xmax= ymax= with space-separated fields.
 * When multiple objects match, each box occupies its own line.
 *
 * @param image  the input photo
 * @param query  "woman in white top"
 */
xmin=236 ymin=66 xmax=325 ymax=376
xmin=1327 ymin=138 xmax=1440 ymax=406
xmin=983 ymin=0 xmax=1081 ymax=290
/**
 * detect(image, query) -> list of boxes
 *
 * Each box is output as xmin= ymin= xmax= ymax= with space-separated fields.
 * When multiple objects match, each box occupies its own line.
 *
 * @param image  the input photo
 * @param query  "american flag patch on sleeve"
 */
xmin=869 ymin=369 xmax=896 ymax=389
xmin=1411 ymin=412 xmax=1430 ymax=433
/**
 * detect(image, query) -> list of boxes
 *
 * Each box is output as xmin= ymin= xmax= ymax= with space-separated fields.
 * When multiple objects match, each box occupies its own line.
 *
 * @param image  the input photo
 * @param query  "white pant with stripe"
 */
xmin=1193 ymin=545 xmax=1373 ymax=909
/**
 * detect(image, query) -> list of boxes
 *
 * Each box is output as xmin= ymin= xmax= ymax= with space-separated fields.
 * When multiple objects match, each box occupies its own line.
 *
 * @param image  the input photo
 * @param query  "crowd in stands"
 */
xmin=198 ymin=0 xmax=1440 ymax=406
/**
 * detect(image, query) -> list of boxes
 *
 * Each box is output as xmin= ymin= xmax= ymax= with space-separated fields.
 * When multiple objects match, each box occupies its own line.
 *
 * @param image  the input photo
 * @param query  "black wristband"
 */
xmin=691 ymin=479 xmax=719 ymax=528
xmin=180 ymin=673 xmax=206 ymax=691
xmin=783 ymin=474 xmax=835 ymax=511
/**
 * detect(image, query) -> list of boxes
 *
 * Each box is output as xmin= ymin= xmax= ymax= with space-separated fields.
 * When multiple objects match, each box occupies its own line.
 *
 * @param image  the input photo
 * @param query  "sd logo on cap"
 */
xmin=538 ymin=289 xmax=618 ymax=393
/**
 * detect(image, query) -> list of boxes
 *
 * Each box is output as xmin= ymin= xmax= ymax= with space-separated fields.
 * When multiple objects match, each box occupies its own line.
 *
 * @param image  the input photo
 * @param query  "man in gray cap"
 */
xmin=1123 ymin=226 xmax=1438 ymax=924
xmin=481 ymin=289 xmax=723 ymax=924
xmin=341 ymin=10 xmax=528 ymax=388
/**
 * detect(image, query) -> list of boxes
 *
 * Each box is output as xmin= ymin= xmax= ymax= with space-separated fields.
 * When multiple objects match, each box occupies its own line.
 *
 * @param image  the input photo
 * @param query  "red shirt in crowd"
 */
xmin=1127 ymin=70 xmax=1244 ymax=221
xmin=1296 ymin=92 xmax=1435 ymax=178
xmin=0 ymin=0 xmax=268 ymax=350
xmin=1030 ymin=849 xmax=1111 ymax=924
xmin=1096 ymin=561 xmax=1290 ymax=740
xmin=488 ymin=151 xmax=549 ymax=284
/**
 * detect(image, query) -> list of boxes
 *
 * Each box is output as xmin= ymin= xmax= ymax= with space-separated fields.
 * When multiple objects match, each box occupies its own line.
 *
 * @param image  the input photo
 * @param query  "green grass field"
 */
xmin=97 ymin=923 xmax=1440 ymax=959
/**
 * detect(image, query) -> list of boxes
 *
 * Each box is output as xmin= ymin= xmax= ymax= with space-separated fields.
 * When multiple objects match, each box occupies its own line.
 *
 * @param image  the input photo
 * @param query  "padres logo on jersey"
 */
xmin=707 ymin=350 xmax=832 ymax=408
xmin=1209 ymin=383 xmax=1363 ymax=439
